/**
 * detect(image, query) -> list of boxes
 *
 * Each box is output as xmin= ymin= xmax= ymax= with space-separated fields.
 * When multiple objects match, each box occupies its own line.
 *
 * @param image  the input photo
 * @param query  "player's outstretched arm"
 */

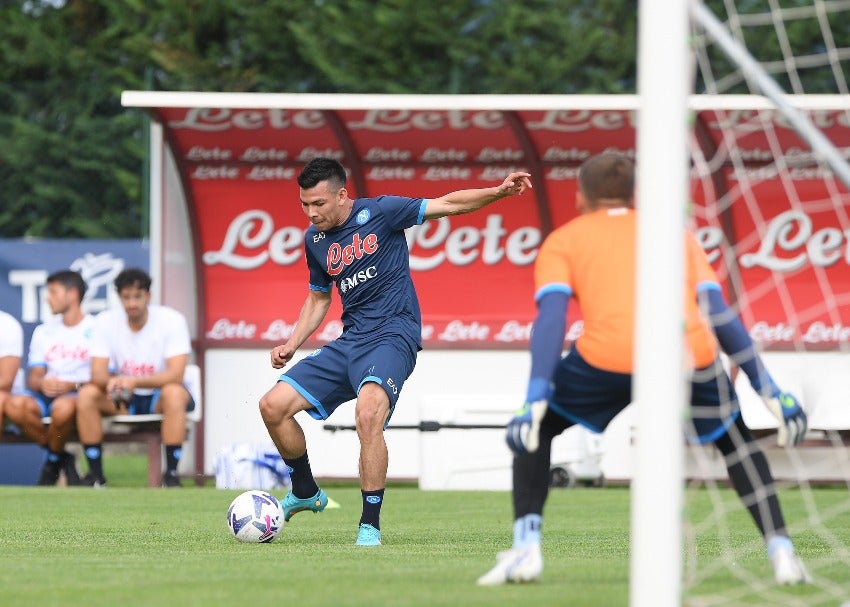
xmin=422 ymin=172 xmax=532 ymax=220
xmin=700 ymin=286 xmax=807 ymax=446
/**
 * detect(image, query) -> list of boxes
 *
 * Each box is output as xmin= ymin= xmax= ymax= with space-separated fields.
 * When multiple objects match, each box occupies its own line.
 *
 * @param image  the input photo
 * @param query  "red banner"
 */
xmin=154 ymin=107 xmax=850 ymax=349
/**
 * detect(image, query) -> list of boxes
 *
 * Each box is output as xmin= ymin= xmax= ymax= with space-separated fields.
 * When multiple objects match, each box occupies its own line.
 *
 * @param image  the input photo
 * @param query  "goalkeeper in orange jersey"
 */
xmin=478 ymin=151 xmax=810 ymax=587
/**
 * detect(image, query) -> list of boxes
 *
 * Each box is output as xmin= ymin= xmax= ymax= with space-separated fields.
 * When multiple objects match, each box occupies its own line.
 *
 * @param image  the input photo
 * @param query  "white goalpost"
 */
xmin=630 ymin=1 xmax=691 ymax=607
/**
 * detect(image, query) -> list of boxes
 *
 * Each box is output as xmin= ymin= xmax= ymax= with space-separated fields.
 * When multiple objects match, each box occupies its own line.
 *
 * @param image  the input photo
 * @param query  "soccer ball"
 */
xmin=226 ymin=490 xmax=284 ymax=543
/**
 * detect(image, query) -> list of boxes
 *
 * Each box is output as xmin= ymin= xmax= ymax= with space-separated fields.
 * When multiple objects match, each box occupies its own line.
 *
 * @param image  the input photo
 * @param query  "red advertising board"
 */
xmin=152 ymin=106 xmax=850 ymax=350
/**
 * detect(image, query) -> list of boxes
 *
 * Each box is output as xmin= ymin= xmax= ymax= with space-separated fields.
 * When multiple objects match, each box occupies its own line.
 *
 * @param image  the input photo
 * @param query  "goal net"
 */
xmin=674 ymin=1 xmax=850 ymax=605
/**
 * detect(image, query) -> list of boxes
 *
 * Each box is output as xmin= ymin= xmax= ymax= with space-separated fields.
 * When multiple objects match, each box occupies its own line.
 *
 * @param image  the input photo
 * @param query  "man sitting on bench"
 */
xmin=76 ymin=268 xmax=194 ymax=488
xmin=4 ymin=271 xmax=93 ymax=486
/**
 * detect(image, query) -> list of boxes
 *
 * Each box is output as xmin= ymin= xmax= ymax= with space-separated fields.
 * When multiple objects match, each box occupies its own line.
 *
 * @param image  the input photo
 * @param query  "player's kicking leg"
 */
xmin=259 ymin=381 xmax=328 ymax=521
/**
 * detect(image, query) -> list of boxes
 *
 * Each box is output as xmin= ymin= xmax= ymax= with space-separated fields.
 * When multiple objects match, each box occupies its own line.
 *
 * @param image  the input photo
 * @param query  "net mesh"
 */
xmin=683 ymin=1 xmax=850 ymax=604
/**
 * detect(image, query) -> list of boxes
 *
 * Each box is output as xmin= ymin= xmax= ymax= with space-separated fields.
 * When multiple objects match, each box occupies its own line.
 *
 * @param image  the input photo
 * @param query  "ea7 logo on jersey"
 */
xmin=327 ymin=233 xmax=378 ymax=276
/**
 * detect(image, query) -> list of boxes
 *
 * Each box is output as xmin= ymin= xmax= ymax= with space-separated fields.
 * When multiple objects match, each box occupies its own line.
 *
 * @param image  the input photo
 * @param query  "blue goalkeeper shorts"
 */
xmin=279 ymin=331 xmax=418 ymax=425
xmin=547 ymin=348 xmax=740 ymax=444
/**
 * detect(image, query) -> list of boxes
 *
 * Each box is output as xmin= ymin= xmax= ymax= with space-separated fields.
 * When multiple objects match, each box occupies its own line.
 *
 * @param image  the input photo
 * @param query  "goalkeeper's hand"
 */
xmin=762 ymin=392 xmax=808 ymax=447
xmin=505 ymin=400 xmax=548 ymax=455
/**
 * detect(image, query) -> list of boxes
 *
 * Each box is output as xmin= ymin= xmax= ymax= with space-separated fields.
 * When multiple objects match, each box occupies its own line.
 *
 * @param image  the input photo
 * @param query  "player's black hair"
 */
xmin=297 ymin=157 xmax=347 ymax=190
xmin=114 ymin=267 xmax=152 ymax=293
xmin=46 ymin=270 xmax=88 ymax=302
xmin=578 ymin=152 xmax=635 ymax=206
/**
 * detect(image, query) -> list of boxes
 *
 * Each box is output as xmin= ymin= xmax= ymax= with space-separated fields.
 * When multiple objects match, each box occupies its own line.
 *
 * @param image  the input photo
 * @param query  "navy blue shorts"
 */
xmin=279 ymin=333 xmax=418 ymax=424
xmin=547 ymin=348 xmax=740 ymax=444
xmin=23 ymin=391 xmax=60 ymax=417
xmin=124 ymin=389 xmax=196 ymax=415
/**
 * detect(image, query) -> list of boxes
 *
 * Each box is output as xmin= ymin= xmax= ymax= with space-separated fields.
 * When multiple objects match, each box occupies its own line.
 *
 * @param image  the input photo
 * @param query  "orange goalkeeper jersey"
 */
xmin=534 ymin=207 xmax=718 ymax=373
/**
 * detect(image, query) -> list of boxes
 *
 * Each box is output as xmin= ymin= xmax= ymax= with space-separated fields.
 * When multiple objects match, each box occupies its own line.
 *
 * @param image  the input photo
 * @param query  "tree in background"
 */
xmin=1 ymin=0 xmax=639 ymax=238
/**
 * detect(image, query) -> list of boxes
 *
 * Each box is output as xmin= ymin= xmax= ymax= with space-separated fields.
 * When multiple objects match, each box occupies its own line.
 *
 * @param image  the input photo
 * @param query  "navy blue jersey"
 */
xmin=304 ymin=195 xmax=427 ymax=346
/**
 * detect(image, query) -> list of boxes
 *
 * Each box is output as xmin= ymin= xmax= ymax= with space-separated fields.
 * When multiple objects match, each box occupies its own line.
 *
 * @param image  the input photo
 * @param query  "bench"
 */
xmin=1 ymin=364 xmax=203 ymax=488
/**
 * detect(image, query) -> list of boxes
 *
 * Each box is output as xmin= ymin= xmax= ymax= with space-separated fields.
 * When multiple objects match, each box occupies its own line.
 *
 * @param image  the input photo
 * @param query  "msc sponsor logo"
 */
xmin=338 ymin=266 xmax=378 ymax=294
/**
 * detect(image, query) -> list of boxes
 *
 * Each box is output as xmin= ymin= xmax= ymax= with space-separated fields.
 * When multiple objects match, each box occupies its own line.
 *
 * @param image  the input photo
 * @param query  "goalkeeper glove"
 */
xmin=762 ymin=392 xmax=808 ymax=447
xmin=505 ymin=400 xmax=548 ymax=455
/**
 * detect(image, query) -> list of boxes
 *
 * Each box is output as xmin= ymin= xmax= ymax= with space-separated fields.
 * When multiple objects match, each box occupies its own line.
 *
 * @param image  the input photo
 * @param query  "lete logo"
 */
xmin=327 ymin=233 xmax=379 ymax=276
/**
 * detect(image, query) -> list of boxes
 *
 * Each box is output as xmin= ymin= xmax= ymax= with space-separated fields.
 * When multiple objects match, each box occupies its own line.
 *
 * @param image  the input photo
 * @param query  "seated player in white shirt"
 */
xmin=76 ymin=268 xmax=194 ymax=488
xmin=4 ymin=271 xmax=93 ymax=485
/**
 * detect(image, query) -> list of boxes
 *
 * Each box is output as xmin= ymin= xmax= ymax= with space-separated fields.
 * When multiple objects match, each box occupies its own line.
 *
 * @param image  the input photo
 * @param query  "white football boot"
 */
xmin=770 ymin=545 xmax=812 ymax=585
xmin=477 ymin=543 xmax=543 ymax=586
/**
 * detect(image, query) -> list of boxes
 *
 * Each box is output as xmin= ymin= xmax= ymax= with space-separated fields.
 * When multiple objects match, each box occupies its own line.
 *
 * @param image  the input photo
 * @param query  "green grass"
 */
xmin=0 ymin=455 xmax=848 ymax=607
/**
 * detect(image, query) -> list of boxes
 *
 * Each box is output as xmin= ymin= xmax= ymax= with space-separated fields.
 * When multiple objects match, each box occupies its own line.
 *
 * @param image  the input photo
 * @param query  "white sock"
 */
xmin=766 ymin=535 xmax=794 ymax=559
xmin=513 ymin=514 xmax=542 ymax=549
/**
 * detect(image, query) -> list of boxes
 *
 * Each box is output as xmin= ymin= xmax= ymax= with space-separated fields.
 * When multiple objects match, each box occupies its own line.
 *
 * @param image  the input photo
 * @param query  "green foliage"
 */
xmin=0 ymin=0 xmax=145 ymax=238
xmin=279 ymin=0 xmax=637 ymax=95
xmin=3 ymin=1 xmax=848 ymax=237
xmin=0 ymin=0 xmax=639 ymax=238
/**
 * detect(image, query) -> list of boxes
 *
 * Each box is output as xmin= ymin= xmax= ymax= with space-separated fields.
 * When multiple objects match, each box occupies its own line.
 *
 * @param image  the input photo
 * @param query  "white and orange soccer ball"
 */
xmin=226 ymin=490 xmax=284 ymax=543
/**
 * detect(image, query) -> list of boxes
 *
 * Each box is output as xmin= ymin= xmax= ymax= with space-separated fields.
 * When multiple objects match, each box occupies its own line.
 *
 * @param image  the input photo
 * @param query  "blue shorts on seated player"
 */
xmin=2 ymin=391 xmax=68 ymax=432
xmin=21 ymin=391 xmax=67 ymax=418
xmin=119 ymin=390 xmax=196 ymax=416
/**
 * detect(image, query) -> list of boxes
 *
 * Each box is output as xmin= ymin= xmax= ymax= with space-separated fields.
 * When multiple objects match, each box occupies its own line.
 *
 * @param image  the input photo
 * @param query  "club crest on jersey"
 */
xmin=356 ymin=209 xmax=371 ymax=225
xmin=327 ymin=233 xmax=379 ymax=276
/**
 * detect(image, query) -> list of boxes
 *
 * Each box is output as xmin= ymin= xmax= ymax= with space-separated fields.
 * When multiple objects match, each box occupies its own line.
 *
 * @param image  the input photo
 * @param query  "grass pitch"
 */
xmin=0 ymin=455 xmax=846 ymax=607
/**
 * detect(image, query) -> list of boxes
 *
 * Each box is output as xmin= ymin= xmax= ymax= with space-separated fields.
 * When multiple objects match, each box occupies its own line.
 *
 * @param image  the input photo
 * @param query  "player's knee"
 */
xmin=160 ymin=383 xmax=185 ymax=399
xmin=5 ymin=397 xmax=35 ymax=421
xmin=4 ymin=397 xmax=24 ymax=418
xmin=354 ymin=399 xmax=388 ymax=436
xmin=76 ymin=384 xmax=100 ymax=409
xmin=159 ymin=384 xmax=189 ymax=411
xmin=259 ymin=386 xmax=293 ymax=424
xmin=50 ymin=398 xmax=75 ymax=422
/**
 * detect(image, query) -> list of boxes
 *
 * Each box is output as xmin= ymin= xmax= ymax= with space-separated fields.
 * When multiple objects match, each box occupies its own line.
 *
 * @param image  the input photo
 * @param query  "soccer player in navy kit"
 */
xmin=259 ymin=157 xmax=532 ymax=546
